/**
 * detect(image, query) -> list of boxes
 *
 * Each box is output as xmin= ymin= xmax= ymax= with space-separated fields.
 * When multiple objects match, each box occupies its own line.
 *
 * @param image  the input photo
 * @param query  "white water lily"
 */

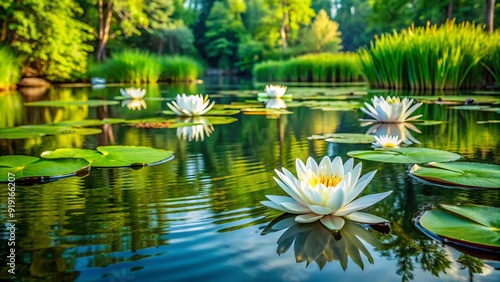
xmin=360 ymin=96 xmax=422 ymax=123
xmin=265 ymin=98 xmax=287 ymax=109
xmin=265 ymin=84 xmax=287 ymax=98
xmin=120 ymin=88 xmax=146 ymax=99
xmin=121 ymin=99 xmax=147 ymax=110
xmin=176 ymin=117 xmax=214 ymax=142
xmin=372 ymin=135 xmax=403 ymax=148
xmin=262 ymin=156 xmax=392 ymax=230
xmin=167 ymin=94 xmax=215 ymax=116
xmin=364 ymin=122 xmax=421 ymax=144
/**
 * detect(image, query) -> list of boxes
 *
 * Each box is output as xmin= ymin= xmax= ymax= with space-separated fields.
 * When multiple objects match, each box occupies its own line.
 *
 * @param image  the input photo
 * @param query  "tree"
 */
xmin=145 ymin=0 xmax=175 ymax=54
xmin=299 ymin=10 xmax=342 ymax=53
xmin=95 ymin=0 xmax=148 ymax=60
xmin=486 ymin=0 xmax=495 ymax=32
xmin=1 ymin=0 xmax=94 ymax=80
xmin=204 ymin=0 xmax=245 ymax=68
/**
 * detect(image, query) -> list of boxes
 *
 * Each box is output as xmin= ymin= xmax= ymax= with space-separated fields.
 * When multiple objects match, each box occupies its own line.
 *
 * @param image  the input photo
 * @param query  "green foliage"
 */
xmin=253 ymin=53 xmax=363 ymax=82
xmin=359 ymin=20 xmax=494 ymax=90
xmin=3 ymin=0 xmax=94 ymax=81
xmin=204 ymin=1 xmax=245 ymax=68
xmin=0 ymin=45 xmax=20 ymax=90
xmin=298 ymin=9 xmax=342 ymax=53
xmin=481 ymin=31 xmax=500 ymax=84
xmin=89 ymin=49 xmax=202 ymax=83
xmin=161 ymin=55 xmax=203 ymax=82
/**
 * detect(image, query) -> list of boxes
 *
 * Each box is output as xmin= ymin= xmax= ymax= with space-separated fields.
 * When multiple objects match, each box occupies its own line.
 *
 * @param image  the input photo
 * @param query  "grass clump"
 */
xmin=89 ymin=49 xmax=203 ymax=84
xmin=253 ymin=53 xmax=364 ymax=83
xmin=0 ymin=46 xmax=21 ymax=91
xmin=359 ymin=20 xmax=496 ymax=90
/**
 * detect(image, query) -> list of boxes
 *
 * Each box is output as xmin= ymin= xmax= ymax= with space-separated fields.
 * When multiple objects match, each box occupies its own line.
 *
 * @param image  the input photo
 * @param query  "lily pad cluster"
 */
xmin=0 ymin=146 xmax=174 ymax=183
xmin=415 ymin=204 xmax=500 ymax=252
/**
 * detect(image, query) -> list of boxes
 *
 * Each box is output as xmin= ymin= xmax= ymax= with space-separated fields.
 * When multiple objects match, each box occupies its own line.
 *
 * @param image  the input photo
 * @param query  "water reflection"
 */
xmin=121 ymin=99 xmax=147 ymax=110
xmin=265 ymin=98 xmax=287 ymax=109
xmin=176 ymin=117 xmax=214 ymax=142
xmin=262 ymin=214 xmax=389 ymax=270
xmin=363 ymin=122 xmax=421 ymax=144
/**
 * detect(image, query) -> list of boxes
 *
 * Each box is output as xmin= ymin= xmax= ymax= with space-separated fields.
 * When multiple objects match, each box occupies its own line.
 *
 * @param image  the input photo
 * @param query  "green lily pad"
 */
xmin=213 ymin=102 xmax=263 ymax=109
xmin=161 ymin=109 xmax=240 ymax=116
xmin=410 ymin=162 xmax=500 ymax=188
xmin=413 ymin=120 xmax=447 ymax=125
xmin=449 ymin=105 xmax=493 ymax=111
xmin=409 ymin=95 xmax=500 ymax=104
xmin=24 ymin=100 xmax=120 ymax=107
xmin=477 ymin=120 xmax=500 ymax=124
xmin=41 ymin=146 xmax=174 ymax=167
xmin=54 ymin=119 xmax=126 ymax=127
xmin=124 ymin=118 xmax=199 ymax=128
xmin=0 ymin=155 xmax=90 ymax=182
xmin=416 ymin=204 xmax=500 ymax=250
xmin=308 ymin=133 xmax=375 ymax=144
xmin=241 ymin=108 xmax=293 ymax=115
xmin=0 ymin=125 xmax=102 ymax=139
xmin=347 ymin=148 xmax=461 ymax=163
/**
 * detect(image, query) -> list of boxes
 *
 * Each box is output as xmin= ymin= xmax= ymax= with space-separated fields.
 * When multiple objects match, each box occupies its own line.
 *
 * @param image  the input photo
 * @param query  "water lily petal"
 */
xmin=306 ymin=157 xmax=318 ymax=171
xmin=301 ymin=184 xmax=323 ymax=205
xmin=344 ymin=170 xmax=377 ymax=204
xmin=325 ymin=182 xmax=346 ymax=213
xmin=318 ymin=156 xmax=333 ymax=176
xmin=331 ymin=156 xmax=344 ymax=178
xmin=343 ymin=158 xmax=354 ymax=174
xmin=295 ymin=213 xmax=323 ymax=223
xmin=335 ymin=190 xmax=393 ymax=216
xmin=308 ymin=204 xmax=332 ymax=215
xmin=273 ymin=177 xmax=306 ymax=205
xmin=320 ymin=215 xmax=345 ymax=230
xmin=345 ymin=211 xmax=389 ymax=224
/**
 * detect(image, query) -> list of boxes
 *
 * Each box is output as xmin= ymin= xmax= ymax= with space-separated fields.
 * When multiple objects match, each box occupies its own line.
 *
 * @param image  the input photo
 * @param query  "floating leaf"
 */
xmin=124 ymin=117 xmax=198 ymax=128
xmin=409 ymin=95 xmax=500 ymax=104
xmin=410 ymin=162 xmax=500 ymax=188
xmin=41 ymin=146 xmax=174 ymax=167
xmin=449 ymin=105 xmax=493 ymax=111
xmin=54 ymin=119 xmax=126 ymax=127
xmin=161 ymin=109 xmax=240 ymax=116
xmin=0 ymin=125 xmax=102 ymax=139
xmin=477 ymin=120 xmax=500 ymax=124
xmin=308 ymin=133 xmax=374 ymax=144
xmin=24 ymin=100 xmax=120 ymax=107
xmin=416 ymin=204 xmax=500 ymax=250
xmin=413 ymin=120 xmax=446 ymax=126
xmin=347 ymin=148 xmax=461 ymax=163
xmin=0 ymin=155 xmax=90 ymax=182
xmin=241 ymin=108 xmax=293 ymax=115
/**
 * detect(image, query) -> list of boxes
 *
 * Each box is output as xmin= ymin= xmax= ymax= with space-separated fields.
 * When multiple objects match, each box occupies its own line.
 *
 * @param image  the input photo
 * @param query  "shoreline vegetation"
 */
xmin=1 ymin=21 xmax=499 ymax=92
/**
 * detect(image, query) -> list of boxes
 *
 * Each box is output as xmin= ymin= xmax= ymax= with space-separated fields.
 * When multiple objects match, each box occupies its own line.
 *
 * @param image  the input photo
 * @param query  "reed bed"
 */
xmin=253 ymin=53 xmax=364 ymax=83
xmin=481 ymin=31 xmax=500 ymax=85
xmin=359 ymin=20 xmax=496 ymax=90
xmin=0 ymin=46 xmax=21 ymax=91
xmin=89 ymin=49 xmax=202 ymax=84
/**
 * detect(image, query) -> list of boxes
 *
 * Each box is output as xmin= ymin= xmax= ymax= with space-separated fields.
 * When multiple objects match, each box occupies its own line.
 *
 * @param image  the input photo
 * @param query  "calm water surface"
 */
xmin=0 ymin=83 xmax=499 ymax=282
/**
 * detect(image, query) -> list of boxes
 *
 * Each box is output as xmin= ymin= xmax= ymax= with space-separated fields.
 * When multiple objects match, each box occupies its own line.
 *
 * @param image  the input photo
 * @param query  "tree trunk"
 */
xmin=280 ymin=1 xmax=288 ymax=50
xmin=158 ymin=39 xmax=164 ymax=55
xmin=0 ymin=19 xmax=7 ymax=42
xmin=486 ymin=0 xmax=495 ymax=32
xmin=97 ymin=0 xmax=114 ymax=61
xmin=446 ymin=0 xmax=453 ymax=19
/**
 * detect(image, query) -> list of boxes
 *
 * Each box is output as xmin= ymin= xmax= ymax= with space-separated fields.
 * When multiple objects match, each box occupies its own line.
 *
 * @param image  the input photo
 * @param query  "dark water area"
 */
xmin=0 ymin=82 xmax=499 ymax=281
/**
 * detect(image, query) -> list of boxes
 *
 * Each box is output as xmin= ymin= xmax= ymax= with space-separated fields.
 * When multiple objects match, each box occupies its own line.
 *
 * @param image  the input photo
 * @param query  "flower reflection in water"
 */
xmin=363 ymin=122 xmax=421 ymax=145
xmin=266 ymin=98 xmax=287 ymax=109
xmin=121 ymin=99 xmax=147 ymax=110
xmin=176 ymin=116 xmax=214 ymax=142
xmin=262 ymin=214 xmax=389 ymax=270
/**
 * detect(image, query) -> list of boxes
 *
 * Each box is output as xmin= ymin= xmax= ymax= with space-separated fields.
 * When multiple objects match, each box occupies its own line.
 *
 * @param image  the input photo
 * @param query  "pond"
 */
xmin=0 ymin=82 xmax=499 ymax=282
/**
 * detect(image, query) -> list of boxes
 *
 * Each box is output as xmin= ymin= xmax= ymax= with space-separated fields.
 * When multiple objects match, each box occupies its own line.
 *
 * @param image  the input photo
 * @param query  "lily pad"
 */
xmin=54 ymin=119 xmax=126 ymax=127
xmin=0 ymin=155 xmax=90 ymax=182
xmin=409 ymin=95 xmax=500 ymax=104
xmin=161 ymin=109 xmax=240 ymax=116
xmin=410 ymin=162 xmax=500 ymax=188
xmin=124 ymin=118 xmax=199 ymax=128
xmin=308 ymin=133 xmax=375 ymax=144
xmin=415 ymin=204 xmax=500 ymax=250
xmin=477 ymin=120 xmax=500 ymax=124
xmin=0 ymin=125 xmax=102 ymax=139
xmin=449 ymin=105 xmax=493 ymax=111
xmin=241 ymin=108 xmax=293 ymax=115
xmin=41 ymin=146 xmax=174 ymax=167
xmin=347 ymin=148 xmax=461 ymax=163
xmin=24 ymin=100 xmax=120 ymax=107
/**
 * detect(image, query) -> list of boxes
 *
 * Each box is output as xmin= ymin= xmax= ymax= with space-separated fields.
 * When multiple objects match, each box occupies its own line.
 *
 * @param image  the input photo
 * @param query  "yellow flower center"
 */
xmin=306 ymin=172 xmax=343 ymax=188
xmin=383 ymin=142 xmax=398 ymax=148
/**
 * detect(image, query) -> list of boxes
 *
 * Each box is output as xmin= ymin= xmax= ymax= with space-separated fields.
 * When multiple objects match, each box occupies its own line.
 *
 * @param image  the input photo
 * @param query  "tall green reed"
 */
xmin=89 ymin=49 xmax=202 ymax=84
xmin=253 ymin=53 xmax=364 ymax=83
xmin=0 ymin=46 xmax=21 ymax=91
xmin=360 ymin=20 xmax=494 ymax=91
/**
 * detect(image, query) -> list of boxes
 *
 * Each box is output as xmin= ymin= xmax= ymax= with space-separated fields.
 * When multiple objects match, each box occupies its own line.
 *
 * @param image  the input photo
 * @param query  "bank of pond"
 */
xmin=1 ymin=21 xmax=499 ymax=92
